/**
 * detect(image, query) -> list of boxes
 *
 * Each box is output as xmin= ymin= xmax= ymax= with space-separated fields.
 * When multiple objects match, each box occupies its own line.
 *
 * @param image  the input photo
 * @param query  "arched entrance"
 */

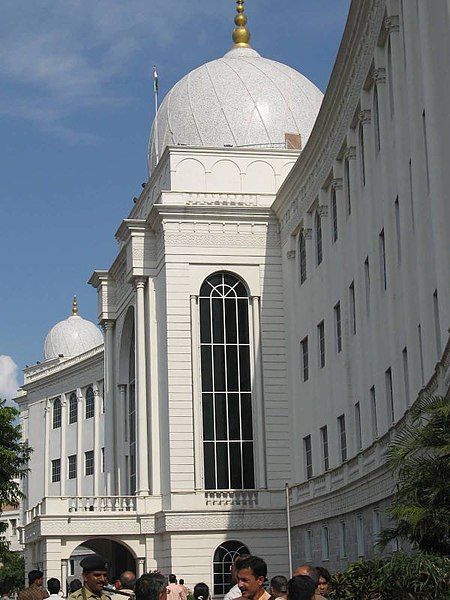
xmin=68 ymin=539 xmax=136 ymax=586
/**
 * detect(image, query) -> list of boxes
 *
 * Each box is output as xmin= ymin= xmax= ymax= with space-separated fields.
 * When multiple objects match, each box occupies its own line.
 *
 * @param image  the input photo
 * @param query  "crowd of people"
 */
xmin=17 ymin=554 xmax=332 ymax=600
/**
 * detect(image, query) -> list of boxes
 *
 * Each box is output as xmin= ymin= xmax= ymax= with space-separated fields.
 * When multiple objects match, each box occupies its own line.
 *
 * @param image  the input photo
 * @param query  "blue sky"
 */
xmin=0 ymin=0 xmax=350 ymax=399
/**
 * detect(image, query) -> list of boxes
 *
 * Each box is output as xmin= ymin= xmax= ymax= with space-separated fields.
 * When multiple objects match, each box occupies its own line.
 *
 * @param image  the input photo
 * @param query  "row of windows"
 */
xmin=301 ymin=509 xmax=383 ymax=562
xmin=52 ymin=386 xmax=97 ymax=429
xmin=51 ymin=449 xmax=104 ymax=482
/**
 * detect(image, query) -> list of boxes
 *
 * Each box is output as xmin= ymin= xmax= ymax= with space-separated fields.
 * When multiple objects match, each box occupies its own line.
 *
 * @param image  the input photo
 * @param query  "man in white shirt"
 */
xmin=224 ymin=555 xmax=249 ymax=600
xmin=47 ymin=579 xmax=62 ymax=600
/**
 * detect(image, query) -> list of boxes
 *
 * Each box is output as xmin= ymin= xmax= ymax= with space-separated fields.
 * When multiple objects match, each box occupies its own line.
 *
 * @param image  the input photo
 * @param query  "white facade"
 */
xmin=17 ymin=0 xmax=449 ymax=592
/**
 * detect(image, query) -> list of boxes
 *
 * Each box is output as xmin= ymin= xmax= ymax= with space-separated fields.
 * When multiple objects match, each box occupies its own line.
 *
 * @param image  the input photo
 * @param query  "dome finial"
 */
xmin=232 ymin=0 xmax=251 ymax=48
xmin=72 ymin=295 xmax=78 ymax=316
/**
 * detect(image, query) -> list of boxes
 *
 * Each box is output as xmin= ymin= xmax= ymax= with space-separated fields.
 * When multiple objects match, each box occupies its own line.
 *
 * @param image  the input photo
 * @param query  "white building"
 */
xmin=16 ymin=0 xmax=449 ymax=592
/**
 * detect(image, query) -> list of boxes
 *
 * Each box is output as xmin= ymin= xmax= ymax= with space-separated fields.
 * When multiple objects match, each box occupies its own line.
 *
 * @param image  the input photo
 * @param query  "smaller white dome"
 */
xmin=44 ymin=314 xmax=103 ymax=360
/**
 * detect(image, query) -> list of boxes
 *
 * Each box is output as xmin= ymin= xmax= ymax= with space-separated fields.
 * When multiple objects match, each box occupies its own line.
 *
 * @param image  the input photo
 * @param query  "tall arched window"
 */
xmin=298 ymin=230 xmax=307 ymax=284
xmin=69 ymin=392 xmax=77 ymax=424
xmin=213 ymin=540 xmax=250 ymax=596
xmin=85 ymin=386 xmax=95 ymax=419
xmin=331 ymin=189 xmax=338 ymax=243
xmin=129 ymin=328 xmax=136 ymax=495
xmin=315 ymin=211 xmax=323 ymax=266
xmin=199 ymin=273 xmax=255 ymax=490
xmin=52 ymin=398 xmax=61 ymax=429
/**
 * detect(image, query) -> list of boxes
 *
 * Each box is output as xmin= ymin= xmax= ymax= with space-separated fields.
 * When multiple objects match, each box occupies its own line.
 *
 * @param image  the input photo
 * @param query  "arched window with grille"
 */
xmin=52 ymin=398 xmax=61 ymax=429
xmin=315 ymin=211 xmax=323 ymax=266
xmin=199 ymin=272 xmax=255 ymax=490
xmin=85 ymin=386 xmax=95 ymax=419
xmin=298 ymin=230 xmax=307 ymax=284
xmin=69 ymin=392 xmax=77 ymax=424
xmin=213 ymin=540 xmax=250 ymax=596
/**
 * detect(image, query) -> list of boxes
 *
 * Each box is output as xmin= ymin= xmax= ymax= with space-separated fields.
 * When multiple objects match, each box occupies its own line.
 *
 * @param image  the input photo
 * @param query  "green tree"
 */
xmin=0 ymin=551 xmax=26 ymax=594
xmin=0 ymin=399 xmax=32 ymax=554
xmin=379 ymin=395 xmax=450 ymax=554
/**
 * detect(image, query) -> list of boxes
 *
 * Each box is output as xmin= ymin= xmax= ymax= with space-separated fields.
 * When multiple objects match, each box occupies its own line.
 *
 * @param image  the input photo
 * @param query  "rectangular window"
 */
xmin=418 ymin=324 xmax=425 ymax=384
xmin=402 ymin=348 xmax=410 ymax=408
xmin=301 ymin=337 xmax=309 ymax=382
xmin=320 ymin=426 xmax=329 ymax=471
xmin=339 ymin=521 xmax=347 ymax=558
xmin=68 ymin=455 xmax=77 ymax=480
xmin=69 ymin=560 xmax=75 ymax=577
xmin=364 ymin=257 xmax=371 ymax=315
xmin=85 ymin=450 xmax=94 ymax=476
xmin=422 ymin=109 xmax=430 ymax=191
xmin=355 ymin=402 xmax=362 ymax=451
xmin=51 ymin=458 xmax=61 ymax=483
xmin=372 ymin=510 xmax=382 ymax=545
xmin=299 ymin=231 xmax=307 ymax=284
xmin=101 ymin=447 xmax=105 ymax=473
xmin=318 ymin=321 xmax=325 ymax=369
xmin=303 ymin=435 xmax=313 ymax=480
xmin=356 ymin=514 xmax=365 ymax=557
xmin=433 ymin=290 xmax=442 ymax=358
xmin=386 ymin=367 xmax=394 ymax=424
xmin=334 ymin=302 xmax=342 ymax=353
xmin=370 ymin=386 xmax=378 ymax=439
xmin=394 ymin=197 xmax=401 ymax=264
xmin=379 ymin=229 xmax=387 ymax=290
xmin=338 ymin=415 xmax=347 ymax=463
xmin=349 ymin=282 xmax=356 ymax=335
xmin=68 ymin=393 xmax=77 ymax=424
xmin=304 ymin=530 xmax=313 ymax=563
xmin=321 ymin=526 xmax=329 ymax=561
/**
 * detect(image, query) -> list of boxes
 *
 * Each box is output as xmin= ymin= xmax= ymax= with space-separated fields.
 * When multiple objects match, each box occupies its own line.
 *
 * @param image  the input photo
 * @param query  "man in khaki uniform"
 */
xmin=68 ymin=555 xmax=111 ymax=600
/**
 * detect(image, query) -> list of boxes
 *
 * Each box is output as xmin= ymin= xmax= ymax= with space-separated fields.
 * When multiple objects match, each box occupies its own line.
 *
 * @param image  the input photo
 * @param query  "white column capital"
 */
xmin=133 ymin=276 xmax=147 ymax=290
xmin=102 ymin=319 xmax=115 ymax=333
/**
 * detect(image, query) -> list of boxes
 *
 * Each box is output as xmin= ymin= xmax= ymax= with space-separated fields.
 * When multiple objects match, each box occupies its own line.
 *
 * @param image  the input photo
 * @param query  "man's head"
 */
xmin=292 ymin=567 xmax=319 ymax=588
xmin=168 ymin=576 xmax=177 ymax=585
xmin=269 ymin=576 xmax=287 ymax=598
xmin=120 ymin=572 xmax=136 ymax=591
xmin=235 ymin=555 xmax=267 ymax=600
xmin=178 ymin=580 xmax=184 ymax=587
xmin=315 ymin=567 xmax=331 ymax=598
xmin=80 ymin=555 xmax=108 ymax=595
xmin=28 ymin=571 xmax=44 ymax=587
xmin=135 ymin=572 xmax=167 ymax=600
xmin=230 ymin=554 xmax=250 ymax=585
xmin=47 ymin=579 xmax=61 ymax=595
xmin=287 ymin=576 xmax=316 ymax=600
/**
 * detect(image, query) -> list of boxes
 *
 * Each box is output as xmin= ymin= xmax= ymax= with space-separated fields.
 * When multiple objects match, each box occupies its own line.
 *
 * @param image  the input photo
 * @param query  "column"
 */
xmin=103 ymin=320 xmax=117 ymax=495
xmin=76 ymin=389 xmax=83 ymax=497
xmin=137 ymin=558 xmax=145 ymax=577
xmin=148 ymin=277 xmax=161 ymax=496
xmin=117 ymin=384 xmax=127 ymax=495
xmin=61 ymin=559 xmax=68 ymax=596
xmin=60 ymin=394 xmax=67 ymax=496
xmin=93 ymin=384 xmax=101 ymax=497
xmin=190 ymin=294 xmax=203 ymax=490
xmin=251 ymin=296 xmax=267 ymax=489
xmin=134 ymin=277 xmax=150 ymax=496
xmin=43 ymin=399 xmax=50 ymax=497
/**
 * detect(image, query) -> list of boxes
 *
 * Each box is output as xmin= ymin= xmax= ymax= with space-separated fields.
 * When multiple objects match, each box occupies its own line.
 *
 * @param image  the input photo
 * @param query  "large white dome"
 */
xmin=44 ymin=306 xmax=103 ymax=360
xmin=148 ymin=46 xmax=323 ymax=173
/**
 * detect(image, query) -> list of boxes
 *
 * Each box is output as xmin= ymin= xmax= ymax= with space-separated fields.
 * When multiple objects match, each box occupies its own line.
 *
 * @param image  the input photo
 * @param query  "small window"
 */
xmin=356 ymin=514 xmax=365 ymax=557
xmin=320 ymin=426 xmax=329 ymax=471
xmin=85 ymin=386 xmax=95 ymax=419
xmin=101 ymin=447 xmax=105 ymax=472
xmin=338 ymin=415 xmax=347 ymax=463
xmin=69 ymin=392 xmax=77 ymax=424
xmin=402 ymin=348 xmax=410 ymax=408
xmin=349 ymin=282 xmax=356 ymax=335
xmin=85 ymin=450 xmax=94 ymax=476
xmin=69 ymin=560 xmax=75 ymax=577
xmin=355 ymin=402 xmax=362 ymax=451
xmin=51 ymin=459 xmax=61 ymax=483
xmin=379 ymin=229 xmax=387 ymax=290
xmin=299 ymin=230 xmax=307 ymax=284
xmin=301 ymin=337 xmax=309 ymax=382
xmin=321 ymin=526 xmax=329 ymax=561
xmin=315 ymin=211 xmax=323 ymax=266
xmin=52 ymin=398 xmax=62 ymax=429
xmin=318 ymin=321 xmax=325 ymax=369
xmin=304 ymin=530 xmax=313 ymax=563
xmin=385 ymin=368 xmax=394 ymax=424
xmin=68 ymin=455 xmax=77 ymax=479
xmin=339 ymin=521 xmax=347 ymax=558
xmin=370 ymin=386 xmax=378 ymax=439
xmin=334 ymin=302 xmax=342 ymax=353
xmin=303 ymin=435 xmax=313 ymax=480
xmin=364 ymin=257 xmax=371 ymax=316
xmin=372 ymin=510 xmax=382 ymax=545
xmin=331 ymin=189 xmax=338 ymax=242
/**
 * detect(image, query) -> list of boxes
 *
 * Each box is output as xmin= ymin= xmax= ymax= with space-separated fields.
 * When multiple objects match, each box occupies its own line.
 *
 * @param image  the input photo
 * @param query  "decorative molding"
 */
xmin=162 ymin=231 xmax=280 ymax=249
xmin=318 ymin=205 xmax=329 ymax=218
xmin=24 ymin=346 xmax=103 ymax=385
xmin=344 ymin=146 xmax=357 ymax=161
xmin=331 ymin=177 xmax=343 ymax=191
xmin=372 ymin=67 xmax=386 ymax=84
xmin=286 ymin=250 xmax=296 ymax=260
xmin=303 ymin=228 xmax=312 ymax=240
xmin=383 ymin=15 xmax=400 ymax=35
xmin=359 ymin=109 xmax=372 ymax=125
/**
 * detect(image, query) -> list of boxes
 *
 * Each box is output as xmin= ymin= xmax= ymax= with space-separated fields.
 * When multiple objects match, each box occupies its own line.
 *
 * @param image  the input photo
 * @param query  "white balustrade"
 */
xmin=68 ymin=496 xmax=137 ymax=512
xmin=204 ymin=490 xmax=258 ymax=507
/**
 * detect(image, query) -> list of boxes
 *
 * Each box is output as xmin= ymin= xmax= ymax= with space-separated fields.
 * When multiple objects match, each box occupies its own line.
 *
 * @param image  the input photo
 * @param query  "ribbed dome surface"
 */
xmin=44 ymin=315 xmax=103 ymax=360
xmin=148 ymin=47 xmax=323 ymax=173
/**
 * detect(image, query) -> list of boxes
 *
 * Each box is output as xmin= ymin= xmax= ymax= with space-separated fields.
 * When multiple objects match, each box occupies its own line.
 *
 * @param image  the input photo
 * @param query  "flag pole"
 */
xmin=153 ymin=65 xmax=160 ymax=165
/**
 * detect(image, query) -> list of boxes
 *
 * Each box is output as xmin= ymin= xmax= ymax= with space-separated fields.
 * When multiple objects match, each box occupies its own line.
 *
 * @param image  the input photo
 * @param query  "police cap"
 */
xmin=80 ymin=554 xmax=108 ymax=573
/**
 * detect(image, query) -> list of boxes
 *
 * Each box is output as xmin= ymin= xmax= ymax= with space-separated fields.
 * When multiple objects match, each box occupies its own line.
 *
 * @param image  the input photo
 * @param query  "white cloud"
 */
xmin=0 ymin=355 xmax=20 ymax=402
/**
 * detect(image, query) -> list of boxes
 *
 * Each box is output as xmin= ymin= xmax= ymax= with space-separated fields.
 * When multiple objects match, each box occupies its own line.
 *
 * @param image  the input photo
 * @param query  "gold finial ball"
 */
xmin=72 ymin=295 xmax=78 ymax=316
xmin=235 ymin=13 xmax=247 ymax=27
xmin=232 ymin=27 xmax=251 ymax=47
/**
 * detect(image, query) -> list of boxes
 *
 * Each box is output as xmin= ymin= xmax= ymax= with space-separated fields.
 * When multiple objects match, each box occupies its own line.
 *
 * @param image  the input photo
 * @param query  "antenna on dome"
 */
xmin=72 ymin=295 xmax=78 ymax=316
xmin=153 ymin=65 xmax=160 ymax=165
xmin=232 ymin=0 xmax=251 ymax=48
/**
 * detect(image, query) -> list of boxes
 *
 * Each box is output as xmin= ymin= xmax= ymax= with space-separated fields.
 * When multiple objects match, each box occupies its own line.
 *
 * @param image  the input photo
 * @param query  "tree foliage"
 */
xmin=0 ymin=399 xmax=31 ymax=553
xmin=379 ymin=395 xmax=450 ymax=554
xmin=331 ymin=552 xmax=450 ymax=600
xmin=0 ymin=551 xmax=25 ymax=594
